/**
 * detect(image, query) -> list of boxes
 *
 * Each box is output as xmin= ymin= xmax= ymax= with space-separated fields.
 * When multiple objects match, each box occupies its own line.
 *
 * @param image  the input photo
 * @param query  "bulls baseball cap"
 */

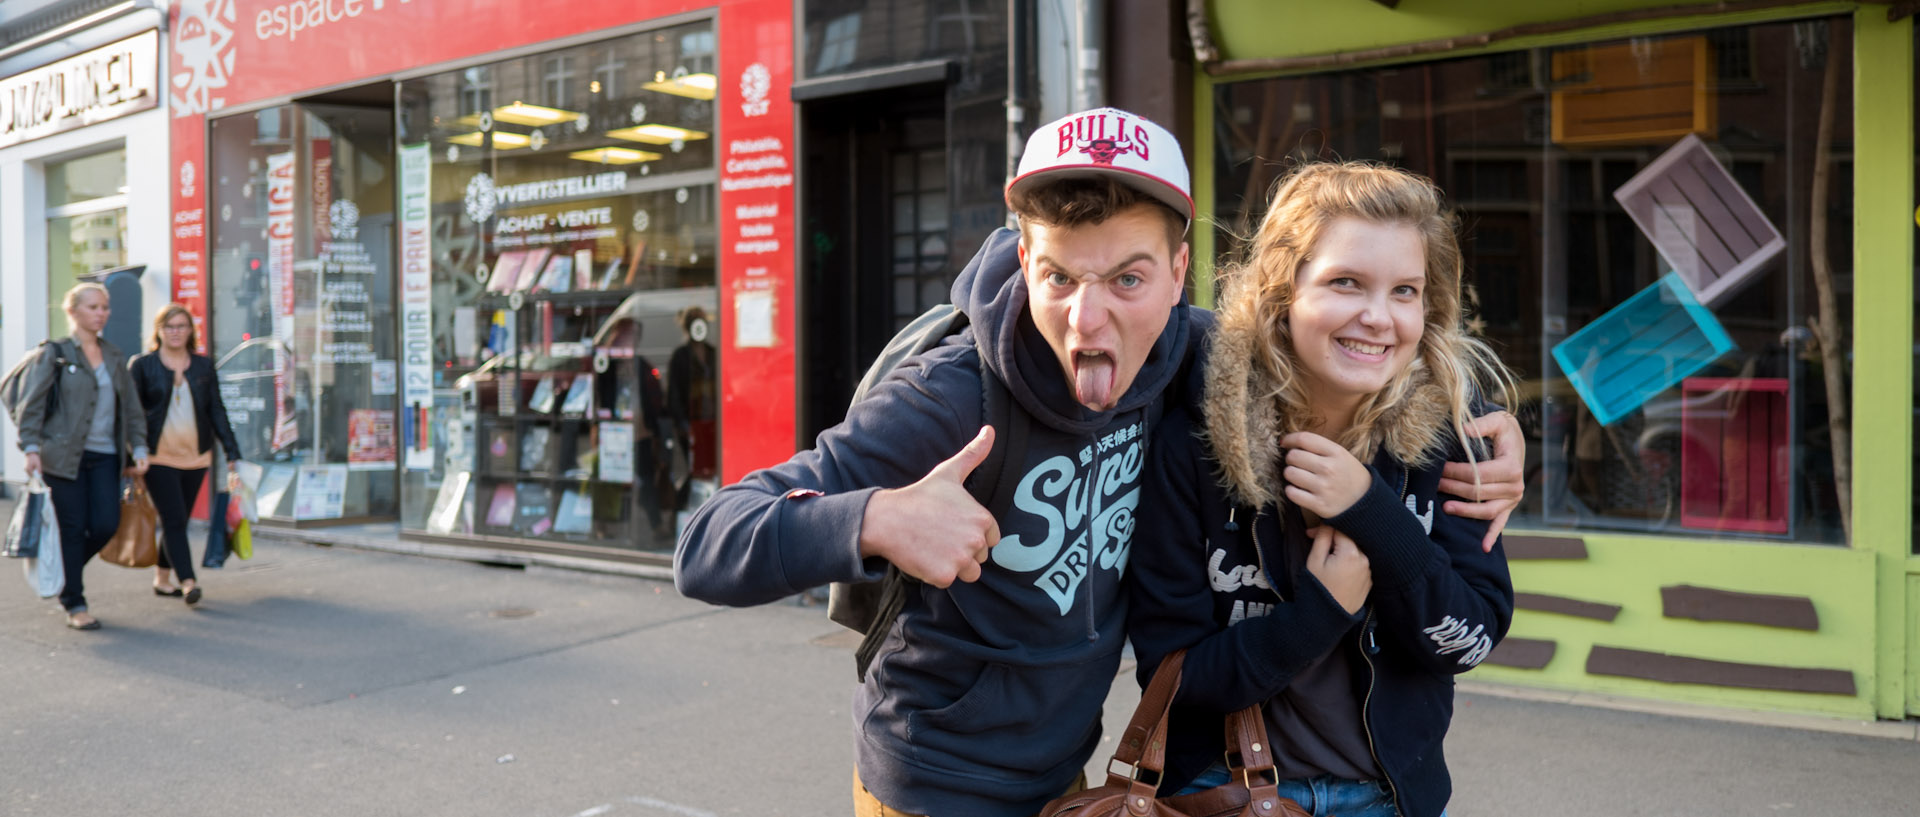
xmin=1007 ymin=107 xmax=1193 ymax=221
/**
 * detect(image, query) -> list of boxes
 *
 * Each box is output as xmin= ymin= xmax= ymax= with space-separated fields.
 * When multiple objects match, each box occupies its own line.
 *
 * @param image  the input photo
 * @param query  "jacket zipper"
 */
xmin=1248 ymin=507 xmax=1284 ymax=603
xmin=1359 ymin=464 xmax=1411 ymax=817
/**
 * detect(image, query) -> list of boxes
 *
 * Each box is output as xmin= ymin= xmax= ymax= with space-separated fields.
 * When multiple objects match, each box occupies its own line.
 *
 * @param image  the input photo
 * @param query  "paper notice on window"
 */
xmin=734 ymin=291 xmax=775 ymax=348
xmin=599 ymin=421 xmax=635 ymax=484
xmin=292 ymin=465 xmax=349 ymax=520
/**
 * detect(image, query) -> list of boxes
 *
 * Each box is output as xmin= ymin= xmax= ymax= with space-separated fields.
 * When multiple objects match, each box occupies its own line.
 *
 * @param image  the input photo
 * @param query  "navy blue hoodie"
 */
xmin=1127 ymin=311 xmax=1513 ymax=817
xmin=676 ymin=228 xmax=1197 ymax=817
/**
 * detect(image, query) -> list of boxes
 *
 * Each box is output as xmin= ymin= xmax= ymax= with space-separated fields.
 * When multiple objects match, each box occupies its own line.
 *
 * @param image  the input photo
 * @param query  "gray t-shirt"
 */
xmin=1263 ymin=643 xmax=1382 ymax=781
xmin=83 ymin=362 xmax=116 ymax=455
xmin=1263 ymin=513 xmax=1384 ymax=783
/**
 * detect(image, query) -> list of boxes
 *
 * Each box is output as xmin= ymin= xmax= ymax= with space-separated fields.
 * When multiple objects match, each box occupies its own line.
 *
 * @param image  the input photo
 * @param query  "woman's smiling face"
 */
xmin=1286 ymin=216 xmax=1427 ymax=413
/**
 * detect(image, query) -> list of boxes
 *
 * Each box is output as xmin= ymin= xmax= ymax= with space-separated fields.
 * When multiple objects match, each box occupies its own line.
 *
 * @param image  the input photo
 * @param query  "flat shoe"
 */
xmin=66 ymin=615 xmax=101 ymax=630
xmin=184 ymin=587 xmax=202 ymax=606
xmin=153 ymin=585 xmax=184 ymax=597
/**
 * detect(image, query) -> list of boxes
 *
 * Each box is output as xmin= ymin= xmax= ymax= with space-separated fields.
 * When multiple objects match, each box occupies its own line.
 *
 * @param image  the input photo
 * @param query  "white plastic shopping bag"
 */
xmin=4 ymin=475 xmax=47 ymax=558
xmin=16 ymin=478 xmax=63 ymax=598
xmin=231 ymin=460 xmax=264 ymax=524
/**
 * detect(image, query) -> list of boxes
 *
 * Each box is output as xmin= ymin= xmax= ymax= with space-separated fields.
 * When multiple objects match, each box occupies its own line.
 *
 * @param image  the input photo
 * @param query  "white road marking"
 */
xmin=623 ymin=795 xmax=717 ymax=817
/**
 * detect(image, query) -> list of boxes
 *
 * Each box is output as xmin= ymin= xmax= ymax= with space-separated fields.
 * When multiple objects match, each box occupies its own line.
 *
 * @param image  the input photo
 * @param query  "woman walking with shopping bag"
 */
xmin=16 ymin=283 xmax=149 ymax=630
xmin=130 ymin=303 xmax=242 ymax=606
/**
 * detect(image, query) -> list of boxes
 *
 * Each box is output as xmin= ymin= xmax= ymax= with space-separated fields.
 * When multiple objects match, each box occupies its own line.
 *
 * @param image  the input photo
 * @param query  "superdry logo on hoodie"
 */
xmin=989 ymin=420 xmax=1147 ymax=615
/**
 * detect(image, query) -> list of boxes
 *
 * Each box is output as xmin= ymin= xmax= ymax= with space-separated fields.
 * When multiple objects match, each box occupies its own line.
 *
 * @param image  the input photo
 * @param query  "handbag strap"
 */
xmin=1111 ymin=649 xmax=1185 ymax=771
xmin=1224 ymin=706 xmax=1284 ymax=809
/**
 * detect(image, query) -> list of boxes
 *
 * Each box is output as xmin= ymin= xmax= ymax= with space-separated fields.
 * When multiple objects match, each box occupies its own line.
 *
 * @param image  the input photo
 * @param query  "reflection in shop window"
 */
xmin=460 ymin=67 xmax=493 ymax=117
xmin=1212 ymin=18 xmax=1855 ymax=545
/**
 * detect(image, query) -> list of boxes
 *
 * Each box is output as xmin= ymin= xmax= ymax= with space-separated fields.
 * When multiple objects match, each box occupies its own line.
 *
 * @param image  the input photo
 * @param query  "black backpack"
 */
xmin=825 ymin=304 xmax=1031 ymax=681
xmin=1 ymin=340 xmax=61 ymax=429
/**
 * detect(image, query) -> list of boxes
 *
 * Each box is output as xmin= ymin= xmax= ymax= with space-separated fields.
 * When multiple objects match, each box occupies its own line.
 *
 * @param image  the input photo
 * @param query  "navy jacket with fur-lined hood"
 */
xmin=676 ymin=227 xmax=1202 ymax=817
xmin=1127 ymin=312 xmax=1513 ymax=817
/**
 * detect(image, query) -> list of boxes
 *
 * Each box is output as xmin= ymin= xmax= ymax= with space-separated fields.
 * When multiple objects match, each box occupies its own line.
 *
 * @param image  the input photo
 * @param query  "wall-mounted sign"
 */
xmin=0 ymin=29 xmax=159 ymax=149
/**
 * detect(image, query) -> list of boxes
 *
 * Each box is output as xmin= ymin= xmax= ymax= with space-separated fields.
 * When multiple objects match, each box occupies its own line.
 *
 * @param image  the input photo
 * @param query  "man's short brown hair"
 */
xmin=1008 ymin=178 xmax=1188 ymax=255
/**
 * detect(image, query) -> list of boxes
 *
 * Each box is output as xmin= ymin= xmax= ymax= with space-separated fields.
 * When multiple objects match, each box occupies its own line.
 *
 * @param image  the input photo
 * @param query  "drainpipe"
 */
xmin=1007 ymin=0 xmax=1035 ymax=193
xmin=1073 ymin=0 xmax=1104 ymax=110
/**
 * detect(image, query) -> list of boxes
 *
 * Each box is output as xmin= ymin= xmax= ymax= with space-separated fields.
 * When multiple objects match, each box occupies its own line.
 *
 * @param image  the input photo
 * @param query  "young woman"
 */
xmin=1128 ymin=162 xmax=1517 ymax=817
xmin=130 ymin=303 xmax=243 ymax=606
xmin=17 ymin=283 xmax=150 ymax=630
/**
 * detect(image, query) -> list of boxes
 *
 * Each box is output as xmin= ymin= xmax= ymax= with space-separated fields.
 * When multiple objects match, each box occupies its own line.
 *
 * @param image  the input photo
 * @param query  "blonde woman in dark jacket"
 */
xmin=130 ymin=303 xmax=242 ymax=606
xmin=17 ymin=283 xmax=150 ymax=630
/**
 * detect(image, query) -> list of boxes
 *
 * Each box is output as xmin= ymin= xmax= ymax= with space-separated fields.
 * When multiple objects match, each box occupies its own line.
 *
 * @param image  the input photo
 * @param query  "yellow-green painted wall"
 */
xmin=1206 ymin=0 xmax=1850 ymax=65
xmin=1909 ymin=575 xmax=1920 ymax=714
xmin=1473 ymin=536 xmax=1879 ymax=719
xmin=1199 ymin=1 xmax=1916 ymax=720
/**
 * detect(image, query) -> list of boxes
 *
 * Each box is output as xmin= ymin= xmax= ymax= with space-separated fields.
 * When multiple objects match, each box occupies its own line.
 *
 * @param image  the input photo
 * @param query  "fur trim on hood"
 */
xmin=1201 ymin=314 xmax=1453 ymax=509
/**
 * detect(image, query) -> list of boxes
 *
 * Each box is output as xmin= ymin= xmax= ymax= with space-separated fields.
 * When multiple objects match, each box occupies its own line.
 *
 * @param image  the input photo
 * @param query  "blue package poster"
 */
xmin=1550 ymin=273 xmax=1736 ymax=426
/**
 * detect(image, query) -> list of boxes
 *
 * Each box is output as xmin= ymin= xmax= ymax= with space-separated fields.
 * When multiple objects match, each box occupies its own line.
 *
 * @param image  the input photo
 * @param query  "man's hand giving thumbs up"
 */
xmin=859 ymin=426 xmax=1001 ymax=588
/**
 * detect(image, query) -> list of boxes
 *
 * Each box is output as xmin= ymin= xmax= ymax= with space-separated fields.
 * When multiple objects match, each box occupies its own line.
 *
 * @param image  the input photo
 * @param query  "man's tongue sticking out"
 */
xmin=1074 ymin=352 xmax=1116 ymax=411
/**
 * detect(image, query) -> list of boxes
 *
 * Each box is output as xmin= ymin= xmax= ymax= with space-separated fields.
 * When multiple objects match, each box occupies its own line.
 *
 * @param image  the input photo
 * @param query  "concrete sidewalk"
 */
xmin=3 ymin=530 xmax=1918 ymax=816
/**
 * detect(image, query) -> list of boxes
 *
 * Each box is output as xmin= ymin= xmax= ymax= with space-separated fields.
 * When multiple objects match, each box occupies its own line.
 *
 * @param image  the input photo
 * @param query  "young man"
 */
xmin=675 ymin=108 xmax=1524 ymax=817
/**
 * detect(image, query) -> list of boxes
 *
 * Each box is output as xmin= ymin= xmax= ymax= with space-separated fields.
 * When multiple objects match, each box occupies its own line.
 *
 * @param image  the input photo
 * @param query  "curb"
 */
xmin=251 ymin=522 xmax=675 ymax=582
xmin=1456 ymin=680 xmax=1920 ymax=742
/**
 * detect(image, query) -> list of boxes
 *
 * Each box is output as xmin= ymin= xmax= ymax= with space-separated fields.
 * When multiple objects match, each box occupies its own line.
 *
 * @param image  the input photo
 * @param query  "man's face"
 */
xmin=1020 ymin=204 xmax=1188 ymax=412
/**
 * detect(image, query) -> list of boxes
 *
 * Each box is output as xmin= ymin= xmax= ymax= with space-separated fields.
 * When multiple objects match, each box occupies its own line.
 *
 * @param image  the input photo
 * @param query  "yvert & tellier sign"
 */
xmin=0 ymin=30 xmax=158 ymax=149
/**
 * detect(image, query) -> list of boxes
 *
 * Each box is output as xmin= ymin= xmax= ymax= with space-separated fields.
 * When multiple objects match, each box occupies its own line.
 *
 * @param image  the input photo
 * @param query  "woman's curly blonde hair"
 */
xmin=1216 ymin=161 xmax=1515 ymax=467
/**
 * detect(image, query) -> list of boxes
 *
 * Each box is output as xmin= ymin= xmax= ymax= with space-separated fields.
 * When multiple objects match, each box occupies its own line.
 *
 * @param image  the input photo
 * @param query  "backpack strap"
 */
xmin=852 ymin=351 xmax=1024 ymax=682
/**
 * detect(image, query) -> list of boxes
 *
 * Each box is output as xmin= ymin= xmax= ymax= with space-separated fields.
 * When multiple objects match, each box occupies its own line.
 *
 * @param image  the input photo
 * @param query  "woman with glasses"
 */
xmin=130 ymin=303 xmax=242 ymax=606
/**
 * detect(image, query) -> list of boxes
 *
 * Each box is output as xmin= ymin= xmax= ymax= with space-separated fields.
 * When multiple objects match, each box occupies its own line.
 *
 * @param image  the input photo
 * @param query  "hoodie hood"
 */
xmin=952 ymin=227 xmax=1191 ymax=436
xmin=1202 ymin=307 xmax=1451 ymax=509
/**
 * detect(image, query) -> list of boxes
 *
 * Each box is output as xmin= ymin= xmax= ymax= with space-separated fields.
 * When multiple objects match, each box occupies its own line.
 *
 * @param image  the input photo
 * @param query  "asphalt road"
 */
xmin=3 ymin=539 xmax=1917 ymax=817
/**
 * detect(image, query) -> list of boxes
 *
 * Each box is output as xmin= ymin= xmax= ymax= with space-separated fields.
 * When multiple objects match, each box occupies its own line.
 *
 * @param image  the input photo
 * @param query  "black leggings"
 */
xmin=45 ymin=451 xmax=122 ymax=613
xmin=146 ymin=465 xmax=207 ymax=584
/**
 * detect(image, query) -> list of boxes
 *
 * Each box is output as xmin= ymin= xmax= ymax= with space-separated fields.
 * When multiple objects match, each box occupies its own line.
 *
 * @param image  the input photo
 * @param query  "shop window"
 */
xmin=44 ymin=149 xmax=128 ymax=333
xmin=207 ymin=106 xmax=398 ymax=523
xmin=800 ymin=0 xmax=1004 ymax=79
xmin=395 ymin=21 xmax=718 ymax=555
xmin=889 ymin=147 xmax=951 ymax=331
xmin=1212 ymin=18 xmax=1854 ymax=545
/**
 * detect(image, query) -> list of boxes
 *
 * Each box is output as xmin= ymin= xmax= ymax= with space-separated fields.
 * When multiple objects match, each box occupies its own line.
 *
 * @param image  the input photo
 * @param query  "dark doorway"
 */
xmin=798 ymin=85 xmax=951 ymax=442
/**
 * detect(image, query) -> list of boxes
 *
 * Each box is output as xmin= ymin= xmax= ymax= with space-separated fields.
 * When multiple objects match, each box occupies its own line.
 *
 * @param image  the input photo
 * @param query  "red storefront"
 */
xmin=166 ymin=0 xmax=794 ymax=561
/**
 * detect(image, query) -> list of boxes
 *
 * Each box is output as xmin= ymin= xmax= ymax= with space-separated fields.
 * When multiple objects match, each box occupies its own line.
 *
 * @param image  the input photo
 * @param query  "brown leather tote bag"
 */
xmin=98 ymin=477 xmax=159 ymax=569
xmin=1040 ymin=650 xmax=1309 ymax=817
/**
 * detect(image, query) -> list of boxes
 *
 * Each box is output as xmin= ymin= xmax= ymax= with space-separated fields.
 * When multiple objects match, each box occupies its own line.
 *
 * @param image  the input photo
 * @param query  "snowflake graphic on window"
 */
xmin=465 ymin=174 xmax=497 ymax=224
xmin=171 ymin=0 xmax=238 ymax=116
xmin=329 ymin=199 xmax=361 ymax=240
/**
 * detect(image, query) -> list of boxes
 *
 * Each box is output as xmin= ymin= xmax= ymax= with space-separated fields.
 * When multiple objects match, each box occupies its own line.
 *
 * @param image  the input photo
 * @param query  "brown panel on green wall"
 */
xmin=1659 ymin=585 xmax=1819 ymax=631
xmin=1514 ymin=592 xmax=1622 ymax=621
xmin=1503 ymin=535 xmax=1589 ymax=560
xmin=1586 ymin=646 xmax=1856 ymax=695
xmin=1485 ymin=637 xmax=1555 ymax=669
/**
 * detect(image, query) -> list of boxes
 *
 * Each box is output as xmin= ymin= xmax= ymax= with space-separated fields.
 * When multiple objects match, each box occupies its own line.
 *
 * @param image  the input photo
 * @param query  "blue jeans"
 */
xmin=45 ymin=451 xmax=123 ymax=613
xmin=1178 ymin=764 xmax=1405 ymax=817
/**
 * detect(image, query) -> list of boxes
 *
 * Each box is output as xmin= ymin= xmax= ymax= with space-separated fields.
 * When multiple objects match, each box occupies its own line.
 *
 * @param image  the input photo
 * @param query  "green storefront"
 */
xmin=1187 ymin=0 xmax=1915 ymax=721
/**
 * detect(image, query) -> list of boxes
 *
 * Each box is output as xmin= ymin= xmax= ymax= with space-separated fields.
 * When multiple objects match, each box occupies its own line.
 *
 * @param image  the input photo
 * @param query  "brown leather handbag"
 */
xmin=1040 ymin=650 xmax=1309 ymax=817
xmin=98 ymin=477 xmax=159 ymax=569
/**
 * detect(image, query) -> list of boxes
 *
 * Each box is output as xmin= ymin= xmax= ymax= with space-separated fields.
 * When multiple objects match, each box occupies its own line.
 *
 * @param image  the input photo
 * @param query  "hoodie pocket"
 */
xmin=905 ymin=661 xmax=1105 ymax=774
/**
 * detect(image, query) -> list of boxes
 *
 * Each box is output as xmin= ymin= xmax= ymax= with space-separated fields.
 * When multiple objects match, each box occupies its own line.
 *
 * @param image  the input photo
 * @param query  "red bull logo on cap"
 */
xmin=1057 ymin=111 xmax=1151 ymax=165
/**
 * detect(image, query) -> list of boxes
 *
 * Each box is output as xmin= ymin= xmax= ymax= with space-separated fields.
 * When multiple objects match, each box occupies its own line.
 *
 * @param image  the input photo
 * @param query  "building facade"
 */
xmin=1189 ymin=0 xmax=1915 ymax=722
xmin=160 ymin=0 xmax=793 ymax=564
xmin=0 ymin=0 xmax=171 ymax=474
